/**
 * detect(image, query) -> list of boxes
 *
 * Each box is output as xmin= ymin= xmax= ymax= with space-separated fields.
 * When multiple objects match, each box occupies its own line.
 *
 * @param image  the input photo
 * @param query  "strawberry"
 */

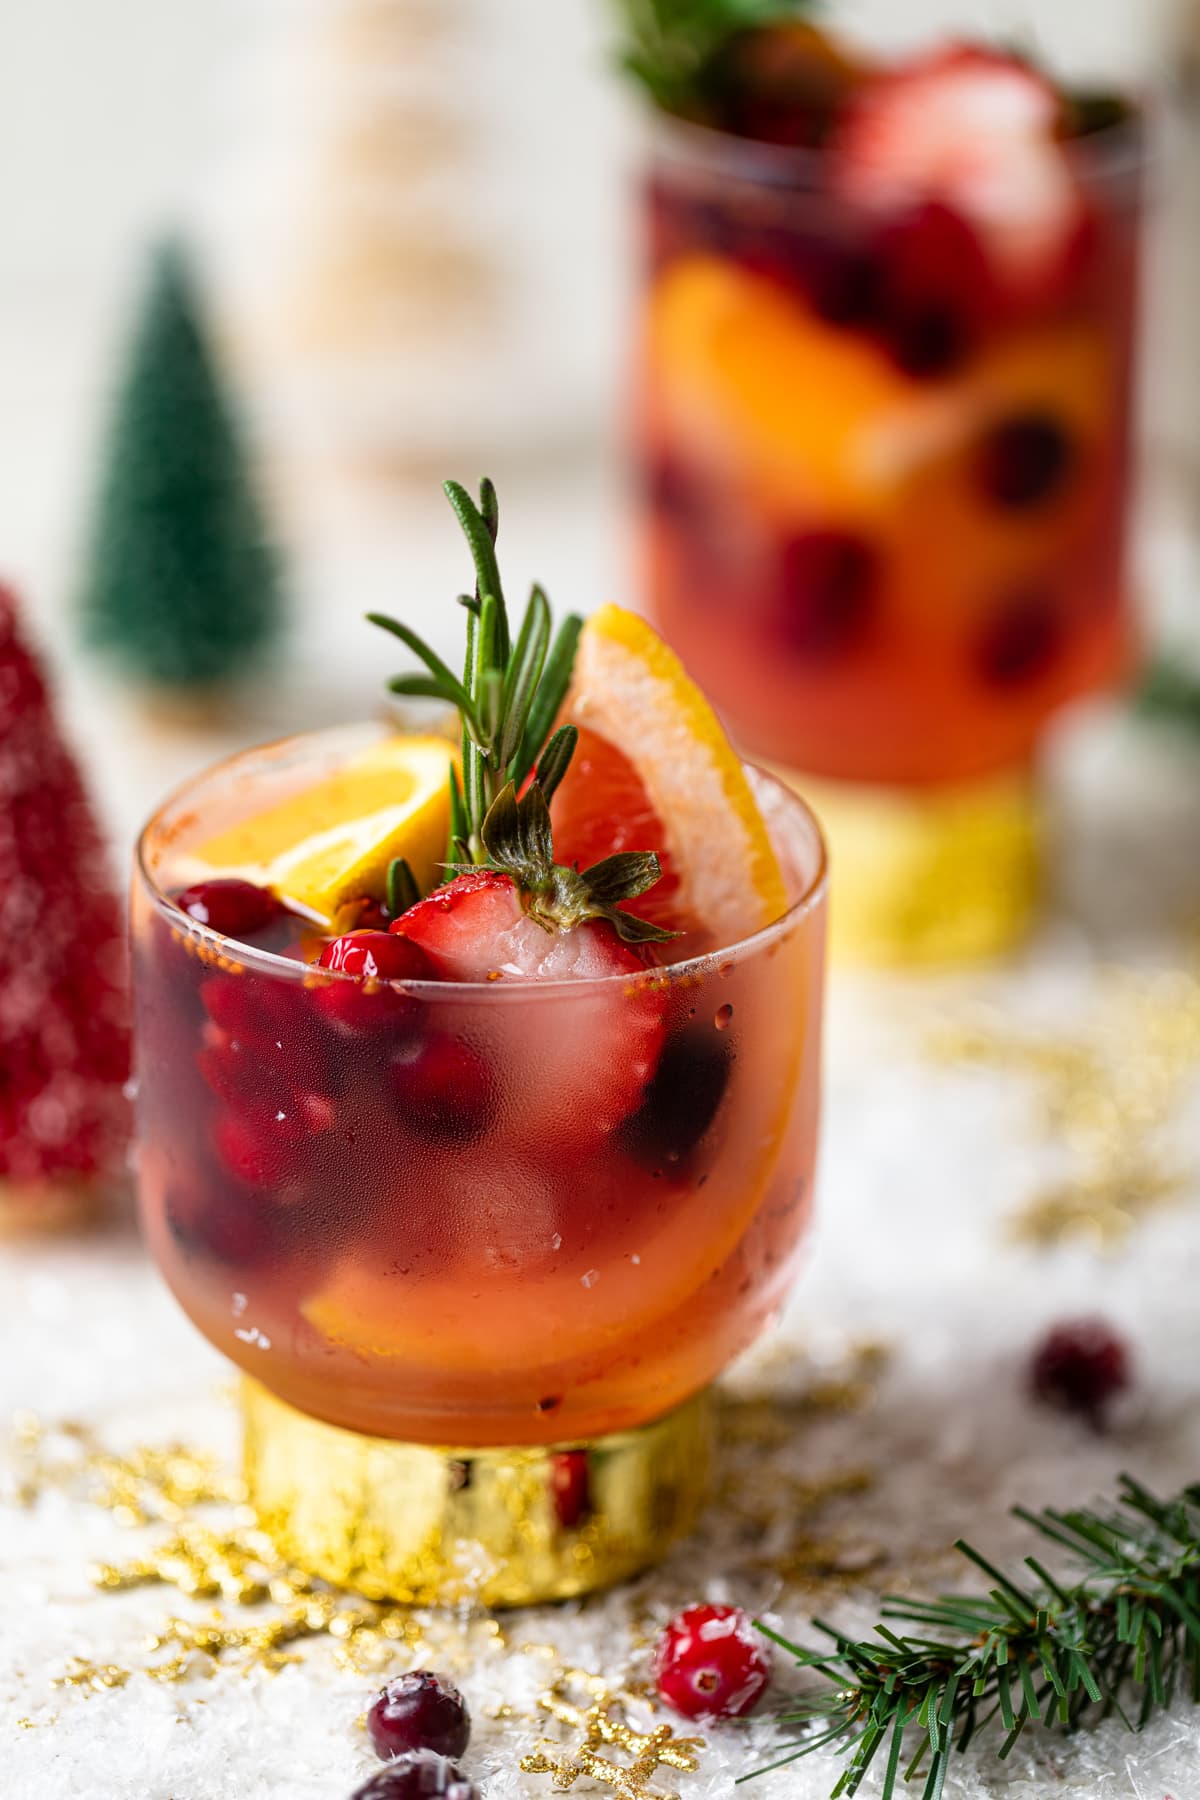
xmin=393 ymin=868 xmax=653 ymax=985
xmin=393 ymin=862 xmax=665 ymax=1144
xmin=830 ymin=46 xmax=1088 ymax=311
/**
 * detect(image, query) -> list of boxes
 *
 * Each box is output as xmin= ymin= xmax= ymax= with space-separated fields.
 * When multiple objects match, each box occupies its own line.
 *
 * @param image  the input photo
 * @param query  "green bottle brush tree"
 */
xmin=78 ymin=240 xmax=283 ymax=703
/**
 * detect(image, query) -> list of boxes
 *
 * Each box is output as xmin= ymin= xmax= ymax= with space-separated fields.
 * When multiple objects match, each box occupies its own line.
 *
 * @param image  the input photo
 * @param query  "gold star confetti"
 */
xmin=4 ymin=1416 xmax=465 ymax=1685
xmin=521 ymin=1668 xmax=704 ymax=1800
xmin=928 ymin=965 xmax=1200 ymax=1247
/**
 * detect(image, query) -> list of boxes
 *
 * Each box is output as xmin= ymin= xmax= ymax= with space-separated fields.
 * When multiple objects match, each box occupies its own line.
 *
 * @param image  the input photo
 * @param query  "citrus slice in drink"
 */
xmin=193 ymin=734 xmax=454 ymax=921
xmin=554 ymin=604 xmax=788 ymax=952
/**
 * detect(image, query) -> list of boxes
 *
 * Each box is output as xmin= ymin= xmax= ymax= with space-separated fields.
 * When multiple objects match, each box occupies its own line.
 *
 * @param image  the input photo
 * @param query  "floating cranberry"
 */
xmin=875 ymin=202 xmax=992 ymax=378
xmin=654 ymin=1604 xmax=771 ymax=1722
xmin=165 ymin=1184 xmax=279 ymax=1269
xmin=174 ymin=878 xmax=281 ymax=940
xmin=389 ymin=1034 xmax=495 ymax=1144
xmin=808 ymin=243 xmax=884 ymax=329
xmin=213 ymin=1106 xmax=310 ymax=1188
xmin=645 ymin=453 xmax=705 ymax=524
xmin=1031 ymin=1318 xmax=1131 ymax=1425
xmin=978 ymin=412 xmax=1076 ymax=510
xmin=549 ymin=1450 xmax=591 ymax=1530
xmin=320 ymin=930 xmax=434 ymax=982
xmin=771 ymin=530 xmax=877 ymax=661
xmin=313 ymin=933 xmax=433 ymax=1039
xmin=368 ymin=1672 xmax=470 ymax=1763
xmin=975 ymin=588 xmax=1064 ymax=687
xmin=622 ymin=1025 xmax=731 ymax=1173
xmin=350 ymin=1753 xmax=478 ymax=1800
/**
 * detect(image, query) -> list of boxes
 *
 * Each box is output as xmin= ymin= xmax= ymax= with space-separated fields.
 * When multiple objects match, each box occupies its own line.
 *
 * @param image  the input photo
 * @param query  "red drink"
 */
xmin=133 ymin=725 xmax=826 ymax=1448
xmin=630 ymin=37 xmax=1142 ymax=957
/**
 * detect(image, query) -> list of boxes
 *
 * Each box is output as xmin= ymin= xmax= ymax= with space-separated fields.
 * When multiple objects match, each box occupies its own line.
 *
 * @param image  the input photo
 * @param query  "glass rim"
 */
xmin=643 ymin=98 xmax=1145 ymax=192
xmin=134 ymin=722 xmax=829 ymax=1000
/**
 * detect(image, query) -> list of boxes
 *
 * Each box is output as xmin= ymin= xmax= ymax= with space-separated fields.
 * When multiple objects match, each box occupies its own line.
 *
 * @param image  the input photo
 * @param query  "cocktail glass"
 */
xmin=634 ymin=109 xmax=1141 ymax=961
xmin=132 ymin=723 xmax=826 ymax=1604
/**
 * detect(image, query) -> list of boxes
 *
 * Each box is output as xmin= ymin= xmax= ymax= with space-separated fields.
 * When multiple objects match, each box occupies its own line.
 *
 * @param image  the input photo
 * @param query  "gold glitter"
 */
xmin=521 ymin=1668 xmax=704 ymax=1800
xmin=54 ymin=1661 xmax=132 ymax=1693
xmin=929 ymin=967 xmax=1200 ymax=1247
xmin=7 ymin=1416 xmax=449 ymax=1685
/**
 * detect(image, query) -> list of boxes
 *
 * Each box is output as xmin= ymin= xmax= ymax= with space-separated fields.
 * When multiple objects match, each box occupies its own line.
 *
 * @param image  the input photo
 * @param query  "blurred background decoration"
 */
xmin=0 ymin=588 xmax=130 ymax=1227
xmin=77 ymin=240 xmax=284 ymax=712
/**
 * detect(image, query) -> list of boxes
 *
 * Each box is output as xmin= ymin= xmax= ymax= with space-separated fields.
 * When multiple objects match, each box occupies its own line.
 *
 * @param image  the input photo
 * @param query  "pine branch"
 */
xmin=610 ymin=0 xmax=812 ymax=114
xmin=746 ymin=1476 xmax=1200 ymax=1798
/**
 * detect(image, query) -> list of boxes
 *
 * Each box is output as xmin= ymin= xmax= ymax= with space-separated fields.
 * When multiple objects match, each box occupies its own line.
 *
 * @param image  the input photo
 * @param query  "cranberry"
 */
xmin=213 ymin=1106 xmax=311 ymax=1187
xmin=549 ymin=1450 xmax=591 ymax=1530
xmin=165 ymin=1185 xmax=279 ymax=1269
xmin=313 ymin=931 xmax=435 ymax=1037
xmin=875 ymin=203 xmax=992 ymax=378
xmin=174 ymin=878 xmax=281 ymax=940
xmin=389 ymin=1034 xmax=495 ymax=1144
xmin=350 ymin=1753 xmax=478 ymax=1800
xmin=974 ymin=588 xmax=1064 ymax=687
xmin=645 ymin=453 xmax=705 ymax=524
xmin=320 ymin=931 xmax=433 ymax=981
xmin=654 ymin=1604 xmax=771 ymax=1722
xmin=367 ymin=1672 xmax=470 ymax=1763
xmin=621 ymin=1025 xmax=731 ymax=1173
xmin=809 ymin=243 xmax=884 ymax=329
xmin=771 ymin=530 xmax=877 ymax=661
xmin=978 ymin=412 xmax=1076 ymax=510
xmin=1031 ymin=1319 xmax=1131 ymax=1425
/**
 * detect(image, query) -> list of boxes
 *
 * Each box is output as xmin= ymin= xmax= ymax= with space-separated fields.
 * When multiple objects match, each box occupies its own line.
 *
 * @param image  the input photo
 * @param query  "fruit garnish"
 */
xmin=829 ymin=46 xmax=1088 ymax=309
xmin=556 ymin=603 xmax=787 ymax=951
xmin=699 ymin=21 xmax=868 ymax=146
xmin=609 ymin=0 xmax=817 ymax=119
xmin=370 ymin=479 xmax=674 ymax=951
xmin=392 ymin=865 xmax=657 ymax=984
xmin=192 ymin=734 xmax=454 ymax=924
xmin=175 ymin=877 xmax=282 ymax=939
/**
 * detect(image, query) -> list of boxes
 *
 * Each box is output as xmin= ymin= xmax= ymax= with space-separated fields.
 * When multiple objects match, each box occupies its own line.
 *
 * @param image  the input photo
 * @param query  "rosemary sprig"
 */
xmin=611 ymin=0 xmax=811 ymax=114
xmin=367 ymin=480 xmax=672 ymax=943
xmin=368 ymin=479 xmax=583 ymax=869
xmin=748 ymin=1475 xmax=1200 ymax=1799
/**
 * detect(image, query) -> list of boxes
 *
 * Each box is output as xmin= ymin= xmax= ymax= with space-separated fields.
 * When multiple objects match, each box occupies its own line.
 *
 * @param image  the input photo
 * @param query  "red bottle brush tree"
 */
xmin=0 ymin=585 xmax=131 ymax=1220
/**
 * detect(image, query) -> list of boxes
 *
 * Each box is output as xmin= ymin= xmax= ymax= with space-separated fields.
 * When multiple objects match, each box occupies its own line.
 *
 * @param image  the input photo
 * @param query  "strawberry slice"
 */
xmin=830 ymin=45 xmax=1087 ymax=310
xmin=392 ymin=869 xmax=664 ymax=1142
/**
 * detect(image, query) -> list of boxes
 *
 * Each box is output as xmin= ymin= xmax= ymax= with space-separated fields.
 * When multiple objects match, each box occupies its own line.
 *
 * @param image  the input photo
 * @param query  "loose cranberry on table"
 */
xmin=350 ymin=1758 xmax=476 ymax=1800
xmin=368 ymin=1671 xmax=470 ymax=1763
xmin=351 ymin=1751 xmax=478 ymax=1800
xmin=174 ymin=878 xmax=281 ymax=939
xmin=654 ymin=1604 xmax=771 ymax=1722
xmin=1030 ymin=1318 xmax=1131 ymax=1425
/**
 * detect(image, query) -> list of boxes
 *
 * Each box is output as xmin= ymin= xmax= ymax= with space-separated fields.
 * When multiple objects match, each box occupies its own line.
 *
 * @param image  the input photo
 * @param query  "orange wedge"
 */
xmin=555 ymin=605 xmax=787 ymax=951
xmin=193 ymin=734 xmax=454 ymax=921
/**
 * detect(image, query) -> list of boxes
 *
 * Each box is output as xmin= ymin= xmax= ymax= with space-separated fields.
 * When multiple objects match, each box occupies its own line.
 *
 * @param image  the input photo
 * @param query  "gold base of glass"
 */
xmin=241 ymin=1381 xmax=713 ymax=1608
xmin=767 ymin=764 xmax=1042 ymax=966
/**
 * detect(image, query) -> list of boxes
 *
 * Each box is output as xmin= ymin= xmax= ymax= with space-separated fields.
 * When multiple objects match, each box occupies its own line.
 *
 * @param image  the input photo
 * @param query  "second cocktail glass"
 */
xmin=634 ymin=65 xmax=1142 ymax=960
